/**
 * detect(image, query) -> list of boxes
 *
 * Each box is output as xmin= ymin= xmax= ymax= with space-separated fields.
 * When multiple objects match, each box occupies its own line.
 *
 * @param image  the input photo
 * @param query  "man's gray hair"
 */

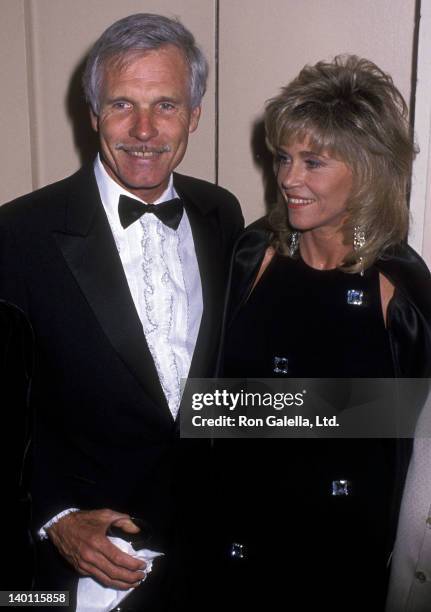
xmin=82 ymin=13 xmax=208 ymax=114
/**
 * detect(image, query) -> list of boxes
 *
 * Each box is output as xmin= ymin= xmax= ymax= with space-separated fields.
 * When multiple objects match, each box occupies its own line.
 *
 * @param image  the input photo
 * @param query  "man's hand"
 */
xmin=47 ymin=509 xmax=146 ymax=589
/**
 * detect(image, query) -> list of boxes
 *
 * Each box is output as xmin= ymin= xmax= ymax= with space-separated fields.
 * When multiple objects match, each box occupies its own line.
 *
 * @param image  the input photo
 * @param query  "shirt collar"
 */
xmin=94 ymin=154 xmax=177 ymax=225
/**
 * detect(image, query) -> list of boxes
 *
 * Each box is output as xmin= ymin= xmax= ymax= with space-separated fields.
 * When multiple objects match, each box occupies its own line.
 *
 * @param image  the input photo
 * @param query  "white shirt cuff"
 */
xmin=38 ymin=508 xmax=80 ymax=540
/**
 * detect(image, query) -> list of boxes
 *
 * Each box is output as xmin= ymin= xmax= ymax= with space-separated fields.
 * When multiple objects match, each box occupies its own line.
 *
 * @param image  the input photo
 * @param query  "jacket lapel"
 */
xmin=52 ymin=167 xmax=171 ymax=424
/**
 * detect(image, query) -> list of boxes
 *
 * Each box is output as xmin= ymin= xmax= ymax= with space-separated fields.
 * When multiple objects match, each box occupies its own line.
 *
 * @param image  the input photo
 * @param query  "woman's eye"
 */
xmin=276 ymin=153 xmax=291 ymax=166
xmin=306 ymin=158 xmax=323 ymax=169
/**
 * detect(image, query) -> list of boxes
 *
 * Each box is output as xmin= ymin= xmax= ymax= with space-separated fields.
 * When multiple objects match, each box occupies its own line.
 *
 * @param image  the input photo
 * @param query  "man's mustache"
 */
xmin=115 ymin=143 xmax=171 ymax=154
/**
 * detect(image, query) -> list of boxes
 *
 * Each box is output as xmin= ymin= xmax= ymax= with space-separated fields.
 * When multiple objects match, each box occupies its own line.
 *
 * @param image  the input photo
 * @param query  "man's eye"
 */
xmin=159 ymin=102 xmax=176 ymax=112
xmin=112 ymin=101 xmax=130 ymax=110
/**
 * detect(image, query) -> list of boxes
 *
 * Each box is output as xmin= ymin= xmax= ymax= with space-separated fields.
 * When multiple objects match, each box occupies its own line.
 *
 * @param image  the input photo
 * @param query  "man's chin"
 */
xmin=108 ymin=166 xmax=165 ymax=190
xmin=119 ymin=176 xmax=169 ymax=202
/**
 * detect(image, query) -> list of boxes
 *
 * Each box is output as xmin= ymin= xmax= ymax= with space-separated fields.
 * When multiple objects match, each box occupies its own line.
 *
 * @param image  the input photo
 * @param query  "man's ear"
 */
xmin=90 ymin=108 xmax=99 ymax=133
xmin=189 ymin=106 xmax=201 ymax=133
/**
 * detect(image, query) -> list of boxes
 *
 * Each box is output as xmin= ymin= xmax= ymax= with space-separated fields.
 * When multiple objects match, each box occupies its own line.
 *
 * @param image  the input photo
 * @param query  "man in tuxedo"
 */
xmin=0 ymin=13 xmax=243 ymax=610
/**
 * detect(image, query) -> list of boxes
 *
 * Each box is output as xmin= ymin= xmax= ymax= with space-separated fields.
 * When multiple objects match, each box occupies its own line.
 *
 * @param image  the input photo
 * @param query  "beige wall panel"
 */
xmin=0 ymin=0 xmax=32 ymax=203
xmin=218 ymin=0 xmax=416 ymax=223
xmin=26 ymin=0 xmax=216 ymax=190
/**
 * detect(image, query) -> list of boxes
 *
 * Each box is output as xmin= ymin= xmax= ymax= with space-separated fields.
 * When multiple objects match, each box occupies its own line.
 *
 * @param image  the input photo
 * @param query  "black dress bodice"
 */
xmin=225 ymin=253 xmax=394 ymax=378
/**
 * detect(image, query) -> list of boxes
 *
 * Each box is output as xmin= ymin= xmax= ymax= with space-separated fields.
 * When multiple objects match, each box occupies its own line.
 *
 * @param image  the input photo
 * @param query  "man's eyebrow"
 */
xmin=105 ymin=95 xmax=133 ymax=103
xmin=154 ymin=95 xmax=181 ymax=104
xmin=104 ymin=95 xmax=183 ymax=105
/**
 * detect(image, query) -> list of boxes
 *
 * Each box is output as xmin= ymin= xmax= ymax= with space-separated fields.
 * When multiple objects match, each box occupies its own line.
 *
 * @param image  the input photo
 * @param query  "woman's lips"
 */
xmin=285 ymin=196 xmax=315 ymax=209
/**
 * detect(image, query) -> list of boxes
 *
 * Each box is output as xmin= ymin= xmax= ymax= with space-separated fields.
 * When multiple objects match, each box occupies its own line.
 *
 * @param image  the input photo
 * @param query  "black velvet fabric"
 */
xmin=213 ymin=222 xmax=431 ymax=611
xmin=225 ymin=252 xmax=394 ymax=378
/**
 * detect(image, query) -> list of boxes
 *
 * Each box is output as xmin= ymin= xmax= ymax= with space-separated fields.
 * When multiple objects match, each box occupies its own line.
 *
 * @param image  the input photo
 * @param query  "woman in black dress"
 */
xmin=219 ymin=56 xmax=431 ymax=611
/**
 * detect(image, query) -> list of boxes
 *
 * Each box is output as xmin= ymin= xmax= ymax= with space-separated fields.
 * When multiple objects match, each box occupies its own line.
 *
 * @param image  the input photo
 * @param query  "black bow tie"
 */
xmin=118 ymin=195 xmax=184 ymax=230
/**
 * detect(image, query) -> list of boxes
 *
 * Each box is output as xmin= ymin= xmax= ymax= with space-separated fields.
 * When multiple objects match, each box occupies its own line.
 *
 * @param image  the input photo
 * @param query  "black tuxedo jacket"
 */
xmin=0 ymin=301 xmax=33 ymax=590
xmin=0 ymin=165 xmax=243 ymax=604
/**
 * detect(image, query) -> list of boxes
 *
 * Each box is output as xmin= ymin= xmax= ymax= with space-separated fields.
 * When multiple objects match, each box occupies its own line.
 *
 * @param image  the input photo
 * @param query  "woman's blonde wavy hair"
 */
xmin=265 ymin=55 xmax=416 ymax=273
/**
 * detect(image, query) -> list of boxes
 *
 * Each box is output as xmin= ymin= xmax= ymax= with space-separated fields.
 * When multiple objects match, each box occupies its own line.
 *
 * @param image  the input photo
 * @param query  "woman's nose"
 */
xmin=279 ymin=162 xmax=303 ymax=189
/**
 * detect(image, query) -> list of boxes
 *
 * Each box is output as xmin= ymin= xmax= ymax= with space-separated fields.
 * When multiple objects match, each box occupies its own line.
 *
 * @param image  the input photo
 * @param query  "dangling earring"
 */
xmin=289 ymin=231 xmax=299 ymax=257
xmin=353 ymin=226 xmax=366 ymax=276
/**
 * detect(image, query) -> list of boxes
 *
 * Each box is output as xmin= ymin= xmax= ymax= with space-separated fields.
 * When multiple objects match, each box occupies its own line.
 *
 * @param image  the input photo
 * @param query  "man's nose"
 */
xmin=129 ymin=109 xmax=158 ymax=141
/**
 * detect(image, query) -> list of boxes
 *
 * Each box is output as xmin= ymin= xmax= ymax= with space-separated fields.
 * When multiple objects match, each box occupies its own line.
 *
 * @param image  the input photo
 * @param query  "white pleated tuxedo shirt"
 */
xmin=94 ymin=155 xmax=203 ymax=418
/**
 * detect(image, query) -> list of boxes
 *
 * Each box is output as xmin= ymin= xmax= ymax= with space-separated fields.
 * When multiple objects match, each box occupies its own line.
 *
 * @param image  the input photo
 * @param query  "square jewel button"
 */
xmin=347 ymin=289 xmax=364 ymax=306
xmin=273 ymin=356 xmax=288 ymax=375
xmin=332 ymin=479 xmax=352 ymax=496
